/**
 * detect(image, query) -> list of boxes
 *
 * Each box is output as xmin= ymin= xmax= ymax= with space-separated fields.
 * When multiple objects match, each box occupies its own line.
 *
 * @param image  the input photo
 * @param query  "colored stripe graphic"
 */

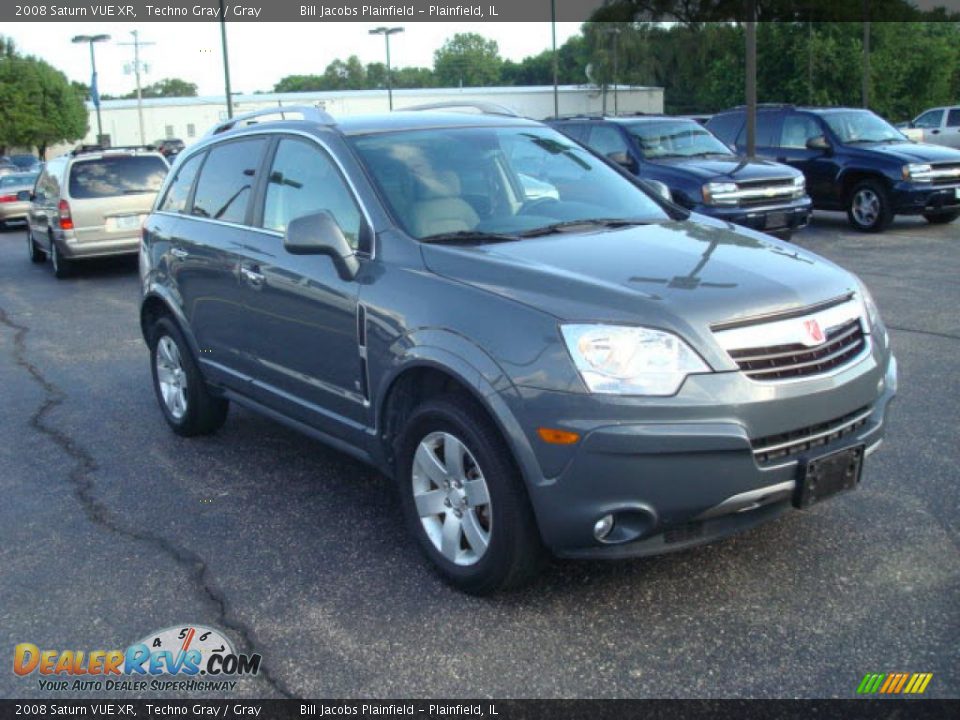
xmin=858 ymin=672 xmax=932 ymax=695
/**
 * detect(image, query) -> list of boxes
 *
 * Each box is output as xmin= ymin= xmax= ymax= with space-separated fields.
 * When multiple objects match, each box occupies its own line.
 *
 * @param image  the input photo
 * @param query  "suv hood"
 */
xmin=421 ymin=221 xmax=857 ymax=362
xmin=650 ymin=155 xmax=799 ymax=182
xmin=849 ymin=140 xmax=960 ymax=164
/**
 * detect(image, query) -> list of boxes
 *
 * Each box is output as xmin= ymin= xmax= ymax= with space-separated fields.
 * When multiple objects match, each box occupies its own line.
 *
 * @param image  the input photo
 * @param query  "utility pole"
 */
xmin=219 ymin=0 xmax=233 ymax=118
xmin=118 ymin=31 xmax=154 ymax=146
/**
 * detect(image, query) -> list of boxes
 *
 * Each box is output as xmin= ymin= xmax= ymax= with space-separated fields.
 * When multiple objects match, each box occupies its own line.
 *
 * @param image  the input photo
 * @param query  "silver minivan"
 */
xmin=27 ymin=147 xmax=168 ymax=278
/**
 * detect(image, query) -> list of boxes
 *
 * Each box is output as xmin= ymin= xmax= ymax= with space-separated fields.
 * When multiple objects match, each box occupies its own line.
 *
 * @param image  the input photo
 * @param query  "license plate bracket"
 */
xmin=794 ymin=445 xmax=864 ymax=509
xmin=764 ymin=211 xmax=788 ymax=229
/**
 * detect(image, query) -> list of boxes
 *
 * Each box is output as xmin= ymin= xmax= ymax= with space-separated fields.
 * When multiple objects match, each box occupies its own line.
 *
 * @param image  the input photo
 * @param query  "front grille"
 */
xmin=729 ymin=318 xmax=866 ymax=380
xmin=930 ymin=162 xmax=960 ymax=186
xmin=752 ymin=406 xmax=872 ymax=464
xmin=735 ymin=177 xmax=799 ymax=207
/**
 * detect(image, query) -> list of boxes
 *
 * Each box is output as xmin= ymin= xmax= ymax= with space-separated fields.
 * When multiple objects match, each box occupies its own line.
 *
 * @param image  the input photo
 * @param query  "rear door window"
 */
xmin=738 ymin=111 xmax=782 ymax=147
xmin=190 ymin=138 xmax=267 ymax=224
xmin=68 ymin=155 xmax=168 ymax=199
xmin=946 ymin=109 xmax=960 ymax=127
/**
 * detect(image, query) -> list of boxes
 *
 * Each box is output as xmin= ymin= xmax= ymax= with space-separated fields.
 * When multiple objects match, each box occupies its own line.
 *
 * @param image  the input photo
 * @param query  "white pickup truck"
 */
xmin=899 ymin=106 xmax=960 ymax=149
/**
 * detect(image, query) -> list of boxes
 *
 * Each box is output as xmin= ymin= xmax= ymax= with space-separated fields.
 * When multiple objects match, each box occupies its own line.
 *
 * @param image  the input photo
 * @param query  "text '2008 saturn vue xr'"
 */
xmin=139 ymin=105 xmax=897 ymax=594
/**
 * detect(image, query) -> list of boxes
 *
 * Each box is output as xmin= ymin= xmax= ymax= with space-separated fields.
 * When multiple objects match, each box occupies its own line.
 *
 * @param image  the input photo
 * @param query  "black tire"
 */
xmin=923 ymin=209 xmax=960 ymax=225
xmin=396 ymin=394 xmax=545 ymax=594
xmin=27 ymin=229 xmax=46 ymax=263
xmin=50 ymin=240 xmax=73 ymax=279
xmin=149 ymin=316 xmax=228 ymax=437
xmin=846 ymin=179 xmax=893 ymax=233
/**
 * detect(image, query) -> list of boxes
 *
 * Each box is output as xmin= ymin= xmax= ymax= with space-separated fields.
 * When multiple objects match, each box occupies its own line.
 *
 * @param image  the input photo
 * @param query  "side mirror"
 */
xmin=607 ymin=151 xmax=636 ymax=172
xmin=641 ymin=179 xmax=673 ymax=202
xmin=283 ymin=210 xmax=359 ymax=281
xmin=806 ymin=135 xmax=831 ymax=152
xmin=17 ymin=190 xmax=30 ymax=201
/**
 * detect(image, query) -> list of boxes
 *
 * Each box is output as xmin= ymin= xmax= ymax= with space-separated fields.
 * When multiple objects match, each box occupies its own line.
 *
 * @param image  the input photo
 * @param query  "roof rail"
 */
xmin=70 ymin=144 xmax=154 ymax=156
xmin=399 ymin=101 xmax=521 ymax=118
xmin=205 ymin=105 xmax=336 ymax=137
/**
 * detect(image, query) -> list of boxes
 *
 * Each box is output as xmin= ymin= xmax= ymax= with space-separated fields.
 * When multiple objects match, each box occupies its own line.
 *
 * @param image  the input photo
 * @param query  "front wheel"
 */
xmin=847 ymin=179 xmax=893 ymax=233
xmin=923 ymin=209 xmax=960 ymax=225
xmin=396 ymin=395 xmax=544 ymax=594
xmin=150 ymin=317 xmax=228 ymax=437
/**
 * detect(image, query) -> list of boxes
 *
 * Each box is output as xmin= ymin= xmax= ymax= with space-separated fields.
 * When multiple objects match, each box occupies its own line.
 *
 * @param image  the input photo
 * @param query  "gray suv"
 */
xmin=140 ymin=106 xmax=897 ymax=594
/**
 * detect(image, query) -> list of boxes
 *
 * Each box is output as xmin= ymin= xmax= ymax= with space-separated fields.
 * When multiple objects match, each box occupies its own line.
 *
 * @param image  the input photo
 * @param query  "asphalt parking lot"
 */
xmin=0 ymin=212 xmax=957 ymax=700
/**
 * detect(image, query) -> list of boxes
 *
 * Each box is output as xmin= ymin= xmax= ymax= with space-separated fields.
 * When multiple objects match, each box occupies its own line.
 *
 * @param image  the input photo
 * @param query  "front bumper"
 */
xmin=507 ymin=346 xmax=897 ymax=559
xmin=694 ymin=197 xmax=812 ymax=234
xmin=892 ymin=181 xmax=960 ymax=214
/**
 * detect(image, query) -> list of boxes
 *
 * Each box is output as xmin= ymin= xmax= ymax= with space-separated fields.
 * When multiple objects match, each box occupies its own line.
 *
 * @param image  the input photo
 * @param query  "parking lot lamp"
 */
xmin=369 ymin=27 xmax=404 ymax=111
xmin=71 ymin=34 xmax=110 ymax=144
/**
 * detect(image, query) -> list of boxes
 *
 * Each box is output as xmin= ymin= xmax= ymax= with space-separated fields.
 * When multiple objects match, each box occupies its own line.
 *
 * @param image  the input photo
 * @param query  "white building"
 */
xmin=75 ymin=85 xmax=664 ymax=150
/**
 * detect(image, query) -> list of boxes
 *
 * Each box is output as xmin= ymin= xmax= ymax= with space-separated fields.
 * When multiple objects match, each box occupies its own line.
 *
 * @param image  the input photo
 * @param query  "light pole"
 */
xmin=72 ymin=34 xmax=110 ymax=145
xmin=551 ymin=0 xmax=558 ymax=117
xmin=602 ymin=26 xmax=622 ymax=116
xmin=369 ymin=26 xmax=404 ymax=110
xmin=219 ymin=0 xmax=233 ymax=119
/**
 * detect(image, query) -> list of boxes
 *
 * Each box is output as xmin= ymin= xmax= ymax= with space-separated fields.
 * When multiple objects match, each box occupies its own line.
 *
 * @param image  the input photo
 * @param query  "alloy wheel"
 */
xmin=155 ymin=336 xmax=188 ymax=420
xmin=411 ymin=431 xmax=492 ymax=566
xmin=852 ymin=188 xmax=880 ymax=227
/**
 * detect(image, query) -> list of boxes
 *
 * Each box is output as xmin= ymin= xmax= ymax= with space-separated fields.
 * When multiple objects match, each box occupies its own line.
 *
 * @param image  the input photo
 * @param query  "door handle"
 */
xmin=170 ymin=247 xmax=188 ymax=259
xmin=931 ymin=129 xmax=940 ymax=135
xmin=240 ymin=264 xmax=265 ymax=287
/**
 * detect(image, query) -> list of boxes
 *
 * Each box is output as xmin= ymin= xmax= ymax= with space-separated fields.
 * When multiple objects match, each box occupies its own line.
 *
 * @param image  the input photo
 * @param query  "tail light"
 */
xmin=58 ymin=199 xmax=74 ymax=230
xmin=0 ymin=194 xmax=17 ymax=203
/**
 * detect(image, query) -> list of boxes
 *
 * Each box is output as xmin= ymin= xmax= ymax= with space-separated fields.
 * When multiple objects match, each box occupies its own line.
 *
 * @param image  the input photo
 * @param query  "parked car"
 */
xmin=0 ymin=172 xmax=40 ymax=229
xmin=152 ymin=138 xmax=186 ymax=160
xmin=0 ymin=157 xmax=16 ymax=177
xmin=140 ymin=106 xmax=897 ymax=594
xmin=708 ymin=104 xmax=960 ymax=231
xmin=27 ymin=146 xmax=169 ymax=277
xmin=898 ymin=106 xmax=960 ymax=149
xmin=549 ymin=115 xmax=811 ymax=239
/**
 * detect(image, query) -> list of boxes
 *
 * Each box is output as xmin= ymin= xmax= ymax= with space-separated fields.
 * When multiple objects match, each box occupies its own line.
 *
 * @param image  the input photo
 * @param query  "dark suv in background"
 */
xmin=140 ymin=105 xmax=896 ymax=594
xmin=708 ymin=105 xmax=960 ymax=231
xmin=549 ymin=115 xmax=811 ymax=239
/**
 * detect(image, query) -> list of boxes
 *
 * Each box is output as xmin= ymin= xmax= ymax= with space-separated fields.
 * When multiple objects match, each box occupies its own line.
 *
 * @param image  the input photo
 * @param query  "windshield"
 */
xmin=823 ymin=111 xmax=907 ymax=144
xmin=348 ymin=126 xmax=669 ymax=241
xmin=625 ymin=120 xmax=732 ymax=159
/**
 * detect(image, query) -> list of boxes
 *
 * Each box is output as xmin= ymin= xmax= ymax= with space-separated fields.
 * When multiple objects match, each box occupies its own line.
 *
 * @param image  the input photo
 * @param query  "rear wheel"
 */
xmin=923 ymin=209 xmax=960 ymax=225
xmin=847 ymin=179 xmax=893 ymax=232
xmin=27 ymin=229 xmax=46 ymax=263
xmin=149 ymin=317 xmax=228 ymax=436
xmin=396 ymin=395 xmax=544 ymax=594
xmin=50 ymin=240 xmax=73 ymax=279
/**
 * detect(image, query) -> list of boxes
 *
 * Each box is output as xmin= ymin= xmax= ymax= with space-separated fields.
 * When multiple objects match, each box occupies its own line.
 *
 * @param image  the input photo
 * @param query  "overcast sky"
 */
xmin=6 ymin=22 xmax=585 ymax=97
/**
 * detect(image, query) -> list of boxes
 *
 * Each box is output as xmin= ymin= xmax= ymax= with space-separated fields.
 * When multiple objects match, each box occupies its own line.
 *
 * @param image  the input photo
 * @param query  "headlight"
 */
xmin=561 ymin=324 xmax=710 ymax=396
xmin=902 ymin=163 xmax=933 ymax=182
xmin=702 ymin=181 xmax=739 ymax=206
xmin=792 ymin=174 xmax=806 ymax=197
xmin=856 ymin=279 xmax=888 ymax=346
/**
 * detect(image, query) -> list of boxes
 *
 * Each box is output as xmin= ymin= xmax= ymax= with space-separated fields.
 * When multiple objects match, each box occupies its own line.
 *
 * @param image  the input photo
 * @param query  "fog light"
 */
xmin=593 ymin=514 xmax=615 ymax=541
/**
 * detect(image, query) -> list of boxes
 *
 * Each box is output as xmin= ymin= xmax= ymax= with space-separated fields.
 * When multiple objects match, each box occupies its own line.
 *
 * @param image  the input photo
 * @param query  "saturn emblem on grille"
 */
xmin=803 ymin=319 xmax=825 ymax=345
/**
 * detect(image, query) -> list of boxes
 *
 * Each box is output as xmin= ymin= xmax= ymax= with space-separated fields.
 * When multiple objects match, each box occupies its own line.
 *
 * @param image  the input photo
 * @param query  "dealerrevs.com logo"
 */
xmin=13 ymin=625 xmax=261 ymax=693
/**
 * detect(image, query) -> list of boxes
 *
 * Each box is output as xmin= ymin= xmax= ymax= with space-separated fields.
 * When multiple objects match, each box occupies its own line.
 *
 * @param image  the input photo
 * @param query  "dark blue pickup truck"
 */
xmin=707 ymin=105 xmax=960 ymax=232
xmin=549 ymin=115 xmax=811 ymax=239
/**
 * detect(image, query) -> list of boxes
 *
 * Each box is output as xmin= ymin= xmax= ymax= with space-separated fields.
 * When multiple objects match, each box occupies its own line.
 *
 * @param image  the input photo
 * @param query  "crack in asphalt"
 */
xmin=0 ymin=304 xmax=297 ymax=700
xmin=887 ymin=325 xmax=960 ymax=343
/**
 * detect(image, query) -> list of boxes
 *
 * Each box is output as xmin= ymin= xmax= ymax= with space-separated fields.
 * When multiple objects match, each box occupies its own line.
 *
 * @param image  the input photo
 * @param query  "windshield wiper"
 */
xmin=420 ymin=230 xmax=518 ymax=245
xmin=845 ymin=138 xmax=899 ymax=145
xmin=518 ymin=218 xmax=650 ymax=238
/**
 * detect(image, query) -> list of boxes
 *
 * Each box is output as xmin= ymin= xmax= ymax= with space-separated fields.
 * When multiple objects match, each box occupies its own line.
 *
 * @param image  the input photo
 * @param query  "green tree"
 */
xmin=135 ymin=77 xmax=199 ymax=98
xmin=433 ymin=33 xmax=503 ymax=87
xmin=273 ymin=74 xmax=326 ymax=93
xmin=0 ymin=39 xmax=87 ymax=157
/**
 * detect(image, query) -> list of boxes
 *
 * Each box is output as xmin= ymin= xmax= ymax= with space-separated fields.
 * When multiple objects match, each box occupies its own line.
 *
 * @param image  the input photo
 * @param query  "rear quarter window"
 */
xmin=68 ymin=155 xmax=168 ymax=200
